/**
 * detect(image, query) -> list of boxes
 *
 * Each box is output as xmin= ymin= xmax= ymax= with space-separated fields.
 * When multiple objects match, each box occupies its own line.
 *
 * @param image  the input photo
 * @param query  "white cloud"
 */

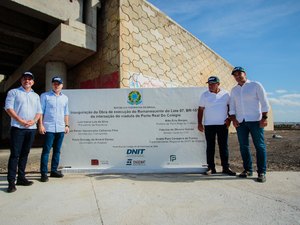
xmin=269 ymin=94 xmax=300 ymax=107
xmin=269 ymin=98 xmax=300 ymax=107
xmin=275 ymin=89 xmax=288 ymax=94
xmin=280 ymin=94 xmax=300 ymax=99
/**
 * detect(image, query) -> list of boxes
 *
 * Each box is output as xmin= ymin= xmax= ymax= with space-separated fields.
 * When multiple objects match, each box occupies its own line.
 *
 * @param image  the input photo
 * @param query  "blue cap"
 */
xmin=231 ymin=67 xmax=246 ymax=75
xmin=206 ymin=76 xmax=220 ymax=84
xmin=22 ymin=71 xmax=34 ymax=80
xmin=51 ymin=76 xmax=63 ymax=84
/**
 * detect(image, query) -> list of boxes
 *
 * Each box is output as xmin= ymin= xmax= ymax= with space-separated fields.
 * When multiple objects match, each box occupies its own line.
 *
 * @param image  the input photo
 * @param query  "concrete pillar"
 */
xmin=84 ymin=0 xmax=100 ymax=28
xmin=45 ymin=62 xmax=67 ymax=91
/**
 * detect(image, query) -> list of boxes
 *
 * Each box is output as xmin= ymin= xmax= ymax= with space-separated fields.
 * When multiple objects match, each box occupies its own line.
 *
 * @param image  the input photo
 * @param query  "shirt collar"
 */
xmin=51 ymin=90 xmax=62 ymax=96
xmin=237 ymin=79 xmax=251 ymax=87
xmin=19 ymin=86 xmax=34 ymax=93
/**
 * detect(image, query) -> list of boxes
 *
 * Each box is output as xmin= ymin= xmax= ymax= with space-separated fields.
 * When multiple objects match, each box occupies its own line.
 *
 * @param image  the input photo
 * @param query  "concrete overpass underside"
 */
xmin=0 ymin=0 xmax=97 ymax=92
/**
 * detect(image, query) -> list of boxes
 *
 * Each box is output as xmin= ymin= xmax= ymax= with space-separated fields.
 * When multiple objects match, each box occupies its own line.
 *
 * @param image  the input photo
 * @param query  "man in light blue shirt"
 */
xmin=38 ymin=76 xmax=69 ymax=182
xmin=5 ymin=71 xmax=42 ymax=193
xmin=229 ymin=67 xmax=270 ymax=183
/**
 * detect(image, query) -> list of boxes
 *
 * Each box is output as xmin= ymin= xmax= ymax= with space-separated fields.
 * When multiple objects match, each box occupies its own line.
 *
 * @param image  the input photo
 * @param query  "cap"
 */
xmin=206 ymin=76 xmax=220 ymax=84
xmin=51 ymin=76 xmax=63 ymax=84
xmin=231 ymin=66 xmax=246 ymax=75
xmin=21 ymin=71 xmax=34 ymax=80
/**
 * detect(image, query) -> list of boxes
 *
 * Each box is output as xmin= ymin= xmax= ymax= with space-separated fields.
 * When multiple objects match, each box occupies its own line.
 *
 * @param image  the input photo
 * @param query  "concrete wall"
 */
xmin=69 ymin=0 xmax=120 ymax=89
xmin=69 ymin=0 xmax=235 ymax=91
xmin=67 ymin=0 xmax=273 ymax=131
xmin=119 ymin=0 xmax=235 ymax=90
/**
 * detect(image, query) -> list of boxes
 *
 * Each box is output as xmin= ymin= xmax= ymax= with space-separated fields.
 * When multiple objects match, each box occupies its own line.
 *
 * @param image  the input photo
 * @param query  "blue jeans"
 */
xmin=40 ymin=132 xmax=64 ymax=175
xmin=7 ymin=127 xmax=36 ymax=184
xmin=204 ymin=124 xmax=229 ymax=169
xmin=236 ymin=121 xmax=267 ymax=174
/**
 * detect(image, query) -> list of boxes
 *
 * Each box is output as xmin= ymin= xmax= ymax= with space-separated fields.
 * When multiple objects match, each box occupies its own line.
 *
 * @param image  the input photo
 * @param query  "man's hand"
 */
xmin=225 ymin=118 xmax=231 ymax=128
xmin=198 ymin=124 xmax=204 ymax=132
xmin=65 ymin=126 xmax=70 ymax=134
xmin=38 ymin=124 xmax=46 ymax=134
xmin=260 ymin=119 xmax=268 ymax=128
xmin=232 ymin=118 xmax=239 ymax=128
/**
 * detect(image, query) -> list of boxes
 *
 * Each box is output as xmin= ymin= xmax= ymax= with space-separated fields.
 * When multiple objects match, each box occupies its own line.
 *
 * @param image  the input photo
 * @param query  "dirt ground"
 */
xmin=0 ymin=130 xmax=299 ymax=173
xmin=227 ymin=130 xmax=300 ymax=172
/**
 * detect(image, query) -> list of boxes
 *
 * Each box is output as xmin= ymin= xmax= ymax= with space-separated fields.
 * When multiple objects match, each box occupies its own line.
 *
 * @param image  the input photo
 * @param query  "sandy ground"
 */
xmin=0 ymin=130 xmax=299 ymax=173
xmin=227 ymin=130 xmax=300 ymax=172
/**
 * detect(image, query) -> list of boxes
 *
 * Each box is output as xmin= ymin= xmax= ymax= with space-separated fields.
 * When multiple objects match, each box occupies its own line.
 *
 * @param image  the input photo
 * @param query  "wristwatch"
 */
xmin=262 ymin=115 xmax=268 ymax=120
xmin=65 ymin=125 xmax=70 ymax=128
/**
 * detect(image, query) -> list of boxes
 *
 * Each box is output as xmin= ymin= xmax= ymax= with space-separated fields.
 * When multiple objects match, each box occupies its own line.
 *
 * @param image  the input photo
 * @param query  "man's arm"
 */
xmin=197 ymin=107 xmax=205 ymax=132
xmin=6 ymin=108 xmax=27 ymax=126
xmin=64 ymin=115 xmax=70 ymax=134
xmin=260 ymin=112 xmax=268 ymax=128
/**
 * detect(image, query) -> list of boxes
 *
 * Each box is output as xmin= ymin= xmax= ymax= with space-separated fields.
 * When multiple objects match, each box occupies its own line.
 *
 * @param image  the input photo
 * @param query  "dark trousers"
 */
xmin=7 ymin=127 xmax=36 ymax=184
xmin=204 ymin=124 xmax=229 ymax=169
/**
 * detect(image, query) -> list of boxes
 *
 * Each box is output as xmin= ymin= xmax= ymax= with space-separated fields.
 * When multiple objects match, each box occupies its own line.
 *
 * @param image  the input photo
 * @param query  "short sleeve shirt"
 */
xmin=199 ymin=89 xmax=230 ymax=125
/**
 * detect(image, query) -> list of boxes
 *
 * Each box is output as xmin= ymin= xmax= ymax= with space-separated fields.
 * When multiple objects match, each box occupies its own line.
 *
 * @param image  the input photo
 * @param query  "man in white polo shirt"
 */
xmin=198 ymin=76 xmax=236 ymax=176
xmin=229 ymin=67 xmax=269 ymax=183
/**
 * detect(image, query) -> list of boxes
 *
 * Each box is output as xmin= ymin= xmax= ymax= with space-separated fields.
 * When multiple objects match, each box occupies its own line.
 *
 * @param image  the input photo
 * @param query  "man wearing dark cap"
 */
xmin=38 ymin=76 xmax=69 ymax=182
xmin=4 ymin=72 xmax=42 ymax=193
xmin=198 ymin=76 xmax=236 ymax=176
xmin=229 ymin=67 xmax=269 ymax=182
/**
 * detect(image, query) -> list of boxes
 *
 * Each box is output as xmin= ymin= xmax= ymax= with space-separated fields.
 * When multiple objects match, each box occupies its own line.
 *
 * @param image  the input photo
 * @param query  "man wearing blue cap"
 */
xmin=38 ymin=76 xmax=69 ymax=182
xmin=5 ymin=72 xmax=42 ymax=193
xmin=229 ymin=67 xmax=269 ymax=182
xmin=198 ymin=76 xmax=236 ymax=176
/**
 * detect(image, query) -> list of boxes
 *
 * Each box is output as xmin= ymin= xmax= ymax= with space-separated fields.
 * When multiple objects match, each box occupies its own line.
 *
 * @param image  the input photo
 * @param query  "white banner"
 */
xmin=60 ymin=87 xmax=207 ymax=173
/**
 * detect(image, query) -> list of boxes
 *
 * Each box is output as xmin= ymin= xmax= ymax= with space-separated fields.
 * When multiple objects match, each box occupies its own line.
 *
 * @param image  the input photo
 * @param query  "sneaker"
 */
xmin=205 ymin=168 xmax=217 ymax=175
xmin=7 ymin=184 xmax=17 ymax=193
xmin=16 ymin=178 xmax=33 ymax=186
xmin=41 ymin=174 xmax=49 ymax=182
xmin=50 ymin=171 xmax=64 ymax=178
xmin=257 ymin=173 xmax=266 ymax=183
xmin=222 ymin=168 xmax=236 ymax=176
xmin=238 ymin=170 xmax=253 ymax=178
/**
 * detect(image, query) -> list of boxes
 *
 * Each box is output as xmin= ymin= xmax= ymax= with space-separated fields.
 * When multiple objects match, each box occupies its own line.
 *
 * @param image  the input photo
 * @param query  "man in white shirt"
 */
xmin=198 ymin=76 xmax=236 ymax=176
xmin=229 ymin=67 xmax=269 ymax=183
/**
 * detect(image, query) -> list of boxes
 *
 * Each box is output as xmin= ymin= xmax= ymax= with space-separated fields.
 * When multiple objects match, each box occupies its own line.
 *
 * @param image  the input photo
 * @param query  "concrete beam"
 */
xmin=0 ymin=24 xmax=43 ymax=43
xmin=0 ymin=0 xmax=83 ymax=24
xmin=4 ymin=21 xmax=96 ymax=91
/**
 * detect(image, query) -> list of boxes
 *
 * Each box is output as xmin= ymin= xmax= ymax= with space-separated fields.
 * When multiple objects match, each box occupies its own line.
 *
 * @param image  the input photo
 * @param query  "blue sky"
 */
xmin=147 ymin=0 xmax=300 ymax=122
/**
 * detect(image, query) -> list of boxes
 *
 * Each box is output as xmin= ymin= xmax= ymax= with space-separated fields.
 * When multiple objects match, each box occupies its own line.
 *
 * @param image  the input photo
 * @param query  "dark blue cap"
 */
xmin=22 ymin=71 xmax=34 ymax=80
xmin=51 ymin=76 xmax=63 ymax=84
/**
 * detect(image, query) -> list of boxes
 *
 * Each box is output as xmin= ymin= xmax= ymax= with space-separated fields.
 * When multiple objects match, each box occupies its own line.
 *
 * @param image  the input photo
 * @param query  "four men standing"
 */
xmin=4 ymin=67 xmax=269 ymax=193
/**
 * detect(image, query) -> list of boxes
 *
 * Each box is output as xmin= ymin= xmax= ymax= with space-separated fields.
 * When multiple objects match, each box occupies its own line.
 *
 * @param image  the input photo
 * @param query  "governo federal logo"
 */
xmin=127 ymin=90 xmax=142 ymax=105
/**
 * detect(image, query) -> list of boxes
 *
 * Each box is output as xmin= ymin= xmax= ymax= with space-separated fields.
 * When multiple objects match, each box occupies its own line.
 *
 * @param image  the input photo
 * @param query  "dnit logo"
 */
xmin=170 ymin=155 xmax=176 ymax=162
xmin=126 ymin=149 xmax=145 ymax=155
